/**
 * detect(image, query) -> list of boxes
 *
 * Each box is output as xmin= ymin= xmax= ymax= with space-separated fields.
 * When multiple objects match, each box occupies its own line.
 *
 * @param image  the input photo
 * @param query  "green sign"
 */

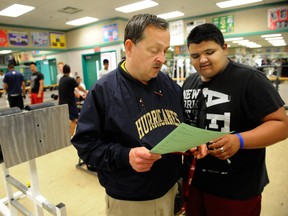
xmin=212 ymin=15 xmax=234 ymax=33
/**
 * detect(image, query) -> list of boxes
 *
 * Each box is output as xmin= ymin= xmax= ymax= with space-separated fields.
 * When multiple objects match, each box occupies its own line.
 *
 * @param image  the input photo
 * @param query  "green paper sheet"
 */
xmin=150 ymin=123 xmax=231 ymax=154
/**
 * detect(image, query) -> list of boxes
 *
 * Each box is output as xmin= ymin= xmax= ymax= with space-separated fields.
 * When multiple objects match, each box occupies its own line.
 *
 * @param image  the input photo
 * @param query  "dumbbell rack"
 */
xmin=0 ymin=104 xmax=71 ymax=216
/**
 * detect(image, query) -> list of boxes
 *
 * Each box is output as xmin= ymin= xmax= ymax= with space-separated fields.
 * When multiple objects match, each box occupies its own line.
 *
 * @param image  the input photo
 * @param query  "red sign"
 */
xmin=268 ymin=7 xmax=288 ymax=30
xmin=0 ymin=30 xmax=8 ymax=47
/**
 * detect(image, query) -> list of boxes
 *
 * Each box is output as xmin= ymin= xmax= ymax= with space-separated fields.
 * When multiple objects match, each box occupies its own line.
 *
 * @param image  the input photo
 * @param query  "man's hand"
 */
xmin=129 ymin=147 xmax=162 ymax=172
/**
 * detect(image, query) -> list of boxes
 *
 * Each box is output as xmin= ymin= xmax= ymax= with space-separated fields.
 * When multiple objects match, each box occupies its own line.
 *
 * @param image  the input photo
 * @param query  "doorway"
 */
xmin=36 ymin=59 xmax=57 ymax=86
xmin=82 ymin=53 xmax=101 ymax=89
xmin=82 ymin=51 xmax=117 ymax=89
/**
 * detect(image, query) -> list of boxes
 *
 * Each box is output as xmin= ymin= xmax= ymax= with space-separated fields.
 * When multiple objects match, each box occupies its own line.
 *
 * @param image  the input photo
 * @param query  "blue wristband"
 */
xmin=236 ymin=133 xmax=244 ymax=149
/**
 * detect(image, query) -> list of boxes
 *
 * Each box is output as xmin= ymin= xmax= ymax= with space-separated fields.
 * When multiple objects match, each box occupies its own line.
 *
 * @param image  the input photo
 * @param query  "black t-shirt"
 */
xmin=58 ymin=75 xmax=78 ymax=105
xmin=182 ymin=60 xmax=284 ymax=199
xmin=30 ymin=72 xmax=44 ymax=93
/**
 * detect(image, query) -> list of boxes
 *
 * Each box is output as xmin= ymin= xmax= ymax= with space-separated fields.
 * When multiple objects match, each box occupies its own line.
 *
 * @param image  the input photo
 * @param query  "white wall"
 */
xmin=34 ymin=44 xmax=123 ymax=80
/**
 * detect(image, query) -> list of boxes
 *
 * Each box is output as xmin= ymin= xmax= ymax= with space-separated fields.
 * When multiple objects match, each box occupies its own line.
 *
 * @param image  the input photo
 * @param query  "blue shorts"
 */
xmin=68 ymin=104 xmax=79 ymax=121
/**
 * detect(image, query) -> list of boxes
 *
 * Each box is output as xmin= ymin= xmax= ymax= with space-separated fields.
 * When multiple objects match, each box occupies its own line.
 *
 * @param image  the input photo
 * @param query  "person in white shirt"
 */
xmin=57 ymin=62 xmax=64 ymax=84
xmin=98 ymin=59 xmax=111 ymax=79
xmin=57 ymin=61 xmax=74 ymax=84
xmin=74 ymin=76 xmax=87 ymax=100
xmin=161 ymin=63 xmax=168 ymax=74
xmin=0 ymin=70 xmax=4 ymax=97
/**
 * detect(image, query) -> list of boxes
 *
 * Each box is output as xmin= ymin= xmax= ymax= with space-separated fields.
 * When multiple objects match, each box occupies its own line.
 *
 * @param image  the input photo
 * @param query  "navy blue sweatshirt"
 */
xmin=71 ymin=61 xmax=184 ymax=201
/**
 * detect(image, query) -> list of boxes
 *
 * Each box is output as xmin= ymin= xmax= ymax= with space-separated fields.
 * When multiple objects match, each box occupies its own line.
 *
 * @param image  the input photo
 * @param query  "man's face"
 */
xmin=188 ymin=40 xmax=228 ymax=82
xmin=125 ymin=25 xmax=170 ymax=83
xmin=104 ymin=63 xmax=109 ymax=70
xmin=58 ymin=64 xmax=64 ymax=73
xmin=30 ymin=64 xmax=37 ymax=73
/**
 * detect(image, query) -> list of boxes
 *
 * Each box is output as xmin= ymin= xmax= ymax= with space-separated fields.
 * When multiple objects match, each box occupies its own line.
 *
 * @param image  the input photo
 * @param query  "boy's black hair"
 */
xmin=103 ymin=59 xmax=109 ymax=65
xmin=187 ymin=23 xmax=225 ymax=48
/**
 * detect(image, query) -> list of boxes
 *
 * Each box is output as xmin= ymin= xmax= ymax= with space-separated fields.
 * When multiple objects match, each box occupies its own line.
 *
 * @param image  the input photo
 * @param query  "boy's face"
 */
xmin=188 ymin=40 xmax=228 ymax=82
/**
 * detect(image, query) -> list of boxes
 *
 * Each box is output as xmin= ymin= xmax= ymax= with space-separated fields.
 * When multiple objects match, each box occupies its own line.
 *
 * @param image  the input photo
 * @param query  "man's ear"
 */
xmin=125 ymin=39 xmax=133 ymax=57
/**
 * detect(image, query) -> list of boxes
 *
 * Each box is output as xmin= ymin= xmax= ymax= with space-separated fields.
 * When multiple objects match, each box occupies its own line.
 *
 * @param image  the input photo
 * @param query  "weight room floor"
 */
xmin=0 ymin=83 xmax=288 ymax=216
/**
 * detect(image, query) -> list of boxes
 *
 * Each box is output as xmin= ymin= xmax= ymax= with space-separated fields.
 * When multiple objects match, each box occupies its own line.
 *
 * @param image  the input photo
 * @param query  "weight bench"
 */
xmin=0 ymin=103 xmax=71 ymax=216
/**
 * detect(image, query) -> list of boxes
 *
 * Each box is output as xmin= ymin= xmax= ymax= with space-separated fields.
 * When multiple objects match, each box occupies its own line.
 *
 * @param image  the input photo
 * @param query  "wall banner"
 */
xmin=8 ymin=31 xmax=29 ymax=46
xmin=212 ymin=15 xmax=234 ymax=33
xmin=31 ymin=32 xmax=49 ymax=47
xmin=268 ymin=7 xmax=288 ymax=30
xmin=0 ymin=30 xmax=8 ymax=47
xmin=49 ymin=32 xmax=66 ymax=48
xmin=103 ymin=23 xmax=118 ymax=42
xmin=170 ymin=20 xmax=184 ymax=46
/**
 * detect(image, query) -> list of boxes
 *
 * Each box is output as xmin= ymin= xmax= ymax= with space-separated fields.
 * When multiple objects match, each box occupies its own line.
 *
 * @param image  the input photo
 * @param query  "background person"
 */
xmin=71 ymin=14 xmax=184 ymax=216
xmin=59 ymin=65 xmax=87 ymax=136
xmin=182 ymin=23 xmax=288 ymax=216
xmin=74 ymin=76 xmax=87 ymax=101
xmin=160 ymin=60 xmax=169 ymax=76
xmin=57 ymin=61 xmax=64 ymax=84
xmin=98 ymin=59 xmax=111 ymax=79
xmin=29 ymin=62 xmax=44 ymax=104
xmin=57 ymin=61 xmax=74 ymax=83
xmin=0 ymin=69 xmax=4 ymax=97
xmin=280 ymin=58 xmax=288 ymax=77
xmin=3 ymin=63 xmax=26 ymax=109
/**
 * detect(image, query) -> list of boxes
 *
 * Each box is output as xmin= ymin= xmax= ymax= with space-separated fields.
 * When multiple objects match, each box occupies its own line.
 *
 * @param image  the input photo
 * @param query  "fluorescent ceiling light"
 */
xmin=157 ymin=11 xmax=184 ymax=20
xmin=66 ymin=17 xmax=99 ymax=26
xmin=268 ymin=39 xmax=286 ymax=45
xmin=225 ymin=37 xmax=243 ymax=41
xmin=265 ymin=37 xmax=283 ymax=41
xmin=0 ymin=4 xmax=35 ymax=17
xmin=246 ymin=42 xmax=261 ymax=48
xmin=0 ymin=50 xmax=12 ymax=54
xmin=237 ymin=41 xmax=251 ymax=45
xmin=248 ymin=45 xmax=262 ymax=48
xmin=231 ymin=39 xmax=261 ymax=48
xmin=216 ymin=0 xmax=262 ymax=8
xmin=269 ymin=42 xmax=286 ymax=47
xmin=272 ymin=44 xmax=286 ymax=47
xmin=261 ymin=34 xmax=282 ymax=38
xmin=232 ymin=39 xmax=249 ymax=44
xmin=115 ymin=0 xmax=158 ymax=13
